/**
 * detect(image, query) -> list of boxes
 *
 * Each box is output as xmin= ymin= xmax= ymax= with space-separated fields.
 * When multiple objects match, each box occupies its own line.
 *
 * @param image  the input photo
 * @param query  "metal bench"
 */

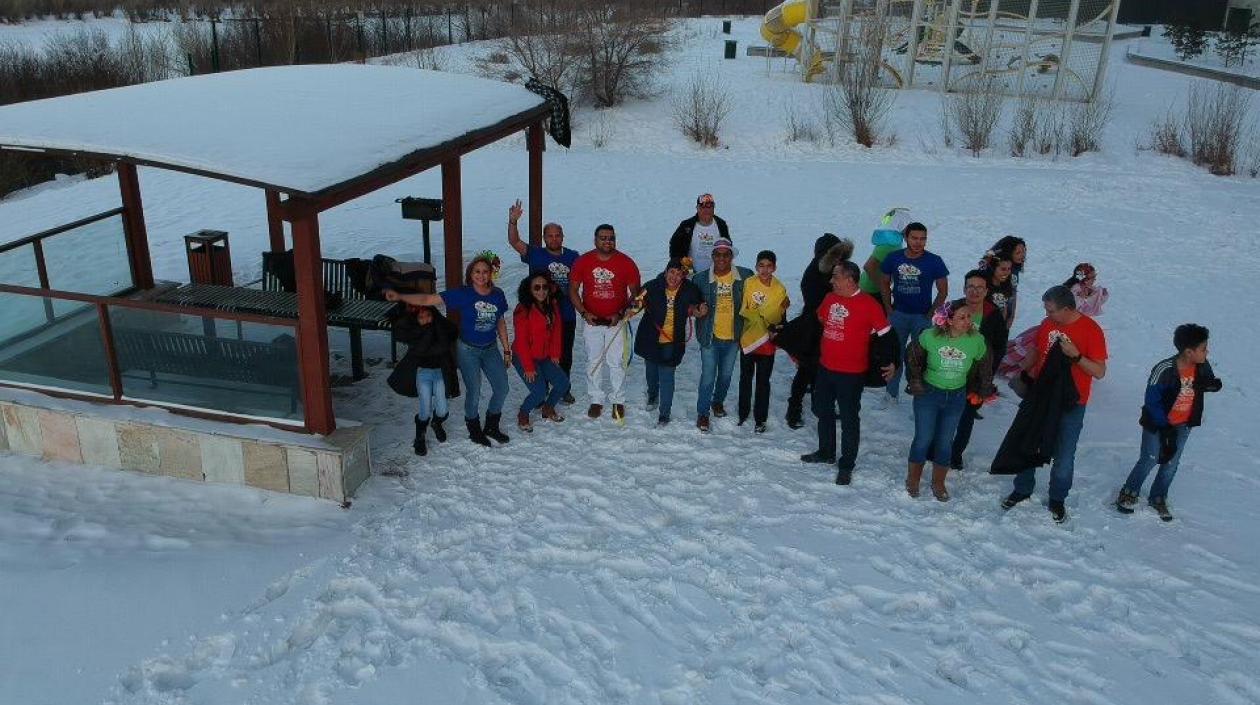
xmin=112 ymin=327 xmax=300 ymax=413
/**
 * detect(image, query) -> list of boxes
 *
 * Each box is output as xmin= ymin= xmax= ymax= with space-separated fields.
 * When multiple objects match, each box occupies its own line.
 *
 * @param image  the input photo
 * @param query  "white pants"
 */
xmin=583 ymin=322 xmax=629 ymax=405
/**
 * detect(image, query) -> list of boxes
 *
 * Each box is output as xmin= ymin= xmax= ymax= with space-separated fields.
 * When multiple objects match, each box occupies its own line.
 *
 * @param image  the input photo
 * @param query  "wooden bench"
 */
xmin=112 ymin=327 xmax=300 ymax=413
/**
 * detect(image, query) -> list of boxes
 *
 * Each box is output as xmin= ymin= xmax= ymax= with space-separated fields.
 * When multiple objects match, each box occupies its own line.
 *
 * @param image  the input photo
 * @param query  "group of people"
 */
xmin=384 ymin=196 xmax=1222 ymax=524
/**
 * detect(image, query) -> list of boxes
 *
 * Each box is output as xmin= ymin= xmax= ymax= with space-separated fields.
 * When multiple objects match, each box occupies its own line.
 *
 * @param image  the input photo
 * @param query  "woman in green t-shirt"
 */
xmin=904 ymin=299 xmax=996 ymax=501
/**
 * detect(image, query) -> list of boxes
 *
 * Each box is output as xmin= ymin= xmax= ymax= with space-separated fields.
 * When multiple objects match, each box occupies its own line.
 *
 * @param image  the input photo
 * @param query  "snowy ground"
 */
xmin=2 ymin=16 xmax=1260 ymax=705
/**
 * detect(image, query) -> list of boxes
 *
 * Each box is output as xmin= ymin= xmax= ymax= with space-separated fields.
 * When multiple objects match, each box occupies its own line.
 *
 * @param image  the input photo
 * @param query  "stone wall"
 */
xmin=0 ymin=397 xmax=370 ymax=503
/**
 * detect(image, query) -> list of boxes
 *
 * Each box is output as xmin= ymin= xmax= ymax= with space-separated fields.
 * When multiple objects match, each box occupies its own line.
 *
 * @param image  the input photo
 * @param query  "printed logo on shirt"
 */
xmin=473 ymin=300 xmax=499 ymax=332
xmin=991 ymin=292 xmax=1007 ymax=307
xmin=1047 ymin=329 xmax=1073 ymax=347
xmin=698 ymin=231 xmax=717 ymax=247
xmin=828 ymin=303 xmax=850 ymax=322
xmin=716 ymin=281 xmax=733 ymax=297
xmin=751 ymin=290 xmax=767 ymax=306
xmin=938 ymin=345 xmax=967 ymax=371
xmin=897 ymin=263 xmax=922 ymax=278
xmin=592 ymin=267 xmax=615 ymax=284
xmin=547 ymin=261 xmax=571 ymax=285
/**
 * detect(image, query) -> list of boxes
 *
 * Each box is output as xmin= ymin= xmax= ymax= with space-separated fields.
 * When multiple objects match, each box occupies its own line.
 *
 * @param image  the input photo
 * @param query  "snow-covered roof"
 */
xmin=0 ymin=65 xmax=548 ymax=197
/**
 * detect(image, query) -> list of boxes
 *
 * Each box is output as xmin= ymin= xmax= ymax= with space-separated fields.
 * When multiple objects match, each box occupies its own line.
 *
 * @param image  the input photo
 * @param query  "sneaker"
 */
xmin=835 ymin=467 xmax=853 ymax=485
xmin=1115 ymin=488 xmax=1139 ymax=514
xmin=587 ymin=404 xmax=603 ymax=419
xmin=696 ymin=415 xmax=710 ymax=433
xmin=1150 ymin=498 xmax=1174 ymax=522
xmin=800 ymin=450 xmax=835 ymax=463
xmin=1001 ymin=492 xmax=1031 ymax=510
xmin=657 ymin=415 xmax=670 ymax=427
xmin=711 ymin=403 xmax=727 ymax=418
xmin=1048 ymin=499 xmax=1067 ymax=523
xmin=786 ymin=416 xmax=805 ymax=430
xmin=563 ymin=392 xmax=576 ymax=405
xmin=755 ymin=422 xmax=766 ymax=434
xmin=646 ymin=396 xmax=658 ymax=411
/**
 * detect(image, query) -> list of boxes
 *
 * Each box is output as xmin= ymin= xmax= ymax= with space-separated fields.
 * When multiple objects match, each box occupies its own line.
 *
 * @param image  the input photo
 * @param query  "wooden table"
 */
xmin=154 ymin=284 xmax=399 ymax=380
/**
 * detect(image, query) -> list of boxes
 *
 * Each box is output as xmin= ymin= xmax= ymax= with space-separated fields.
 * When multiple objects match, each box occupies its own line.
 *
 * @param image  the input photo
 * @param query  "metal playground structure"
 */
xmin=760 ymin=0 xmax=1122 ymax=102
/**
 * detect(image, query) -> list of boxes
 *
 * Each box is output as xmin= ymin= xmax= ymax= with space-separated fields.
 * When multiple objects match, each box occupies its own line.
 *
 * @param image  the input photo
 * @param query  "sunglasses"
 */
xmin=697 ymin=201 xmax=715 ymax=208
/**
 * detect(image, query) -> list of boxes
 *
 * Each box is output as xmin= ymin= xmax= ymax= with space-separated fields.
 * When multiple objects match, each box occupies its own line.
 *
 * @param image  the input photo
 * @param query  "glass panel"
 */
xmin=0 ymin=291 xmax=111 ymax=395
xmin=0 ymin=246 xmax=40 ymax=287
xmin=109 ymin=307 xmax=303 ymax=422
xmin=42 ymin=214 xmax=132 ymax=297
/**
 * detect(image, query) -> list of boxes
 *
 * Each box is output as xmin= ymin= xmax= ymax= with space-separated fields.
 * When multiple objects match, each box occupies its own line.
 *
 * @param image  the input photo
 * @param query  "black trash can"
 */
xmin=724 ymin=39 xmax=737 ymax=59
xmin=722 ymin=20 xmax=731 ymax=34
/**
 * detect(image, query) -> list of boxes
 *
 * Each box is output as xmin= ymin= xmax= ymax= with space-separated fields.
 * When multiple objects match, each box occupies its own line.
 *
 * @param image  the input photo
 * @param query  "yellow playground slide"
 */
xmin=760 ymin=0 xmax=827 ymax=80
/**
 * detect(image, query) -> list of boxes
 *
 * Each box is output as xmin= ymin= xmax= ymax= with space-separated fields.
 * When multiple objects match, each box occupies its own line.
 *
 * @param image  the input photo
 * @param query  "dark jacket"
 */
xmin=668 ymin=214 xmax=730 ymax=260
xmin=387 ymin=311 xmax=459 ymax=399
xmin=634 ymin=274 xmax=703 ymax=366
xmin=978 ymin=300 xmax=1009 ymax=375
xmin=990 ymin=344 xmax=1079 ymax=475
xmin=1139 ymin=357 xmax=1221 ymax=430
xmin=691 ymin=265 xmax=753 ymax=347
xmin=800 ymin=233 xmax=842 ymax=315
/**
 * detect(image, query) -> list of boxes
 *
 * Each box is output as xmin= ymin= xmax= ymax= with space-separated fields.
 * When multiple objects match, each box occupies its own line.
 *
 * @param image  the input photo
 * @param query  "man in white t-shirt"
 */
xmin=668 ymin=193 xmax=731 ymax=274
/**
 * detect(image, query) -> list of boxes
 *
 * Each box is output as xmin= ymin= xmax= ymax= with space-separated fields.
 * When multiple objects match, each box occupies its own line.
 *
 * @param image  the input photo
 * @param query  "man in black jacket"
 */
xmin=785 ymin=234 xmax=849 ymax=428
xmin=668 ymin=193 xmax=730 ymax=274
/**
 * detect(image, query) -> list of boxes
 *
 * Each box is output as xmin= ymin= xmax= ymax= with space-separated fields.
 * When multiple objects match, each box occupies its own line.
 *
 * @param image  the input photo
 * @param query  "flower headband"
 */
xmin=1073 ymin=263 xmax=1096 ymax=281
xmin=931 ymin=300 xmax=957 ymax=327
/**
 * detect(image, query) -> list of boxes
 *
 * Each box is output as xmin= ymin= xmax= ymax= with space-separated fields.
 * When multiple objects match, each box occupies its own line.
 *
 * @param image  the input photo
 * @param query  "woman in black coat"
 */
xmin=387 ymin=305 xmax=459 ymax=456
xmin=634 ymin=258 xmax=705 ymax=426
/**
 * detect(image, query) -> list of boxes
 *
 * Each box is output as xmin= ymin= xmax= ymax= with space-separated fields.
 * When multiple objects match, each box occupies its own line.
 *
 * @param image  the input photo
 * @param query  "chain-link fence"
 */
xmin=804 ymin=0 xmax=1119 ymax=101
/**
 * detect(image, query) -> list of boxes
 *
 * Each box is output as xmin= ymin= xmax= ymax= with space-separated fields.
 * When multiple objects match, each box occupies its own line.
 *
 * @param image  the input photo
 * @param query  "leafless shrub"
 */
xmin=487 ymin=50 xmax=509 ymax=64
xmin=482 ymin=5 xmax=585 ymax=97
xmin=1008 ymin=95 xmax=1039 ymax=157
xmin=783 ymin=103 xmax=820 ymax=143
xmin=1034 ymin=101 xmax=1068 ymax=156
xmin=944 ymin=81 xmax=1004 ymax=156
xmin=1067 ymin=90 xmax=1112 ymax=156
xmin=823 ymin=17 xmax=895 ymax=147
xmin=672 ymin=67 xmax=731 ymax=147
xmin=1186 ymin=82 xmax=1252 ymax=176
xmin=578 ymin=2 xmax=673 ymax=107
xmin=414 ymin=46 xmax=447 ymax=71
xmin=1145 ymin=109 xmax=1186 ymax=158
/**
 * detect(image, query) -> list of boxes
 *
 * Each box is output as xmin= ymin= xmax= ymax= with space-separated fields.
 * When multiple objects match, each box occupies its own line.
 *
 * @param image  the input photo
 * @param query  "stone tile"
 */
xmin=2 ymin=404 xmax=42 ymax=456
xmin=39 ymin=411 xmax=82 ymax=463
xmin=243 ymin=441 xmax=288 ymax=493
xmin=76 ymin=417 xmax=121 ymax=469
xmin=286 ymin=448 xmax=319 ymax=498
xmin=201 ymin=436 xmax=245 ymax=486
xmin=342 ymin=439 xmax=371 ymax=499
xmin=316 ymin=451 xmax=344 ymax=503
xmin=117 ymin=424 xmax=161 ymax=474
xmin=158 ymin=430 xmax=203 ymax=481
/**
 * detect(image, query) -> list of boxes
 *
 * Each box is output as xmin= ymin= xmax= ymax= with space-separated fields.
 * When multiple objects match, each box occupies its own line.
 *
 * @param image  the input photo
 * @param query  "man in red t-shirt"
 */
xmin=570 ymin=224 xmax=642 ymax=421
xmin=1002 ymin=285 xmax=1108 ymax=522
xmin=801 ymin=260 xmax=896 ymax=485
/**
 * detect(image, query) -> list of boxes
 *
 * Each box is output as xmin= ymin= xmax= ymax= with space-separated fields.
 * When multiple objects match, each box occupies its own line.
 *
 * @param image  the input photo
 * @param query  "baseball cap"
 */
xmin=712 ymin=237 xmax=737 ymax=256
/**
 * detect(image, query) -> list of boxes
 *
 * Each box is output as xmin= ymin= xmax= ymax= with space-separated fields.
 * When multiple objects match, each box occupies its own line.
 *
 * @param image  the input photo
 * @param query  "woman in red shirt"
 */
xmin=512 ymin=273 xmax=570 ymax=432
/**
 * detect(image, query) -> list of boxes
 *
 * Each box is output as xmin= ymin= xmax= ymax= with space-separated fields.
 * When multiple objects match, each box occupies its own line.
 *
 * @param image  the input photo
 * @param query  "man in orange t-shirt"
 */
xmin=1002 ymin=285 xmax=1108 ymax=523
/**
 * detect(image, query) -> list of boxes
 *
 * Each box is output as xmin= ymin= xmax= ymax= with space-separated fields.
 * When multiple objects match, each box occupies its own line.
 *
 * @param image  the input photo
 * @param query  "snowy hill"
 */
xmin=2 ymin=16 xmax=1260 ymax=705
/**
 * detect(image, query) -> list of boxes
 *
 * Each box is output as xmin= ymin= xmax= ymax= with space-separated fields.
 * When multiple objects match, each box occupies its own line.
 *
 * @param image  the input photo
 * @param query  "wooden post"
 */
xmin=290 ymin=209 xmax=335 ymax=435
xmin=265 ymin=189 xmax=286 ymax=252
xmin=441 ymin=157 xmax=463 ymax=289
xmin=527 ymin=121 xmax=544 ymax=249
xmin=117 ymin=163 xmax=154 ymax=290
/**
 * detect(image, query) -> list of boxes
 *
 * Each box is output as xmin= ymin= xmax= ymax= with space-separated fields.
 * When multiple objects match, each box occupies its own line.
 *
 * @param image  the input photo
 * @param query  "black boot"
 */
xmin=483 ymin=412 xmax=510 ymax=444
xmin=432 ymin=414 xmax=448 ymax=443
xmin=465 ymin=417 xmax=491 ymax=447
xmin=413 ymin=415 xmax=429 ymax=456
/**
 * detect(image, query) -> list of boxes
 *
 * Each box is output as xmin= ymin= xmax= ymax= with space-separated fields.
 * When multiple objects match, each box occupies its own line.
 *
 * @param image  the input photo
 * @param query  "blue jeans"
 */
xmin=887 ymin=310 xmax=931 ymax=398
xmin=415 ymin=367 xmax=448 ymax=421
xmin=910 ymin=386 xmax=967 ymax=465
xmin=1123 ymin=426 xmax=1191 ymax=502
xmin=645 ymin=344 xmax=677 ymax=419
xmin=1013 ymin=403 xmax=1087 ymax=502
xmin=514 ymin=358 xmax=570 ymax=413
xmin=697 ymin=339 xmax=738 ymax=417
xmin=457 ymin=340 xmax=509 ymax=420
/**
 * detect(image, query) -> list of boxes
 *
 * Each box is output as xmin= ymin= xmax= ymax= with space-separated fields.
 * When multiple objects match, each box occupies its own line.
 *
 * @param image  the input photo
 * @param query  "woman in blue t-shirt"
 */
xmin=387 ymin=256 xmax=512 ymax=447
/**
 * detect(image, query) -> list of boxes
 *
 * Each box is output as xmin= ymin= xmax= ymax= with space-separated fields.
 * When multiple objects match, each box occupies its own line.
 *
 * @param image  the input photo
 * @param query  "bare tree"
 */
xmin=825 ymin=15 xmax=895 ymax=148
xmin=1187 ymin=82 xmax=1252 ymax=176
xmin=577 ymin=2 xmax=672 ymax=108
xmin=1144 ymin=109 xmax=1186 ymax=157
xmin=944 ymin=79 xmax=1004 ymax=156
xmin=672 ymin=67 xmax=730 ymax=147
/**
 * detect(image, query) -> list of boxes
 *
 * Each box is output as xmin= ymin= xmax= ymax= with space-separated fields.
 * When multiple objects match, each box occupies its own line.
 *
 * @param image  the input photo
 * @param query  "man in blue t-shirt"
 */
xmin=879 ymin=221 xmax=949 ymax=401
xmin=508 ymin=199 xmax=580 ymax=403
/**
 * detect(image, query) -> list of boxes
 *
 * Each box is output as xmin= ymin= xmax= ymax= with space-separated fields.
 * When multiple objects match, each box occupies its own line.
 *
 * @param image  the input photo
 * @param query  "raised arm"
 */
xmin=507 ymin=199 xmax=528 ymax=258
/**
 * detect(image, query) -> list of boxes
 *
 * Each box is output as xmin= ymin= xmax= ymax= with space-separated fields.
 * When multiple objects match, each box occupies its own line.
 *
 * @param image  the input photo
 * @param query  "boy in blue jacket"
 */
xmin=1116 ymin=324 xmax=1222 ymax=521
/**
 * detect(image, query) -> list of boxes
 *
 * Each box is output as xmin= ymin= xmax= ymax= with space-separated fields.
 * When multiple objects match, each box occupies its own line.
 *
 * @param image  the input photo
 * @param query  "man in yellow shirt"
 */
xmin=691 ymin=238 xmax=752 ymax=432
xmin=738 ymin=250 xmax=790 ymax=432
